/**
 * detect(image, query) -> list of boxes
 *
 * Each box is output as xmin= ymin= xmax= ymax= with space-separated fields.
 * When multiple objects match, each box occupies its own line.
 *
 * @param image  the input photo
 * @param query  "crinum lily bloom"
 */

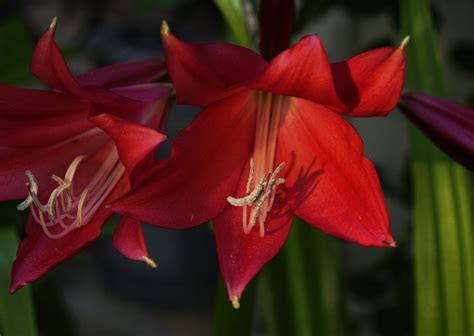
xmin=113 ymin=22 xmax=407 ymax=306
xmin=1 ymin=19 xmax=172 ymax=292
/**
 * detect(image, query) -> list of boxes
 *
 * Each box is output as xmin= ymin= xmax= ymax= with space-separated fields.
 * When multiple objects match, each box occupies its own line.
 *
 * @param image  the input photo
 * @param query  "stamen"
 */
xmin=143 ymin=256 xmax=158 ymax=268
xmin=226 ymin=92 xmax=289 ymax=237
xmin=17 ymin=147 xmax=126 ymax=239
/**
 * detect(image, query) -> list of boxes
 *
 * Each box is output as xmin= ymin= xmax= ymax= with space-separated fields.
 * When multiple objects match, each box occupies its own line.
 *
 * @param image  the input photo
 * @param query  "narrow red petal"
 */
xmin=331 ymin=45 xmax=406 ymax=117
xmin=214 ymin=160 xmax=293 ymax=302
xmin=76 ymin=58 xmax=167 ymax=89
xmin=277 ymin=98 xmax=394 ymax=247
xmin=10 ymin=177 xmax=129 ymax=292
xmin=161 ymin=23 xmax=266 ymax=106
xmin=30 ymin=19 xmax=83 ymax=96
xmin=259 ymin=0 xmax=295 ymax=60
xmin=112 ymin=89 xmax=256 ymax=228
xmin=112 ymin=217 xmax=155 ymax=266
xmin=251 ymin=35 xmax=345 ymax=111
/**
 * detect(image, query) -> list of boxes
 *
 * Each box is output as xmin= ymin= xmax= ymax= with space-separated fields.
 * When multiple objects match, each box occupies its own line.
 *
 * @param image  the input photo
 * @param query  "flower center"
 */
xmin=227 ymin=92 xmax=287 ymax=237
xmin=17 ymin=146 xmax=125 ymax=239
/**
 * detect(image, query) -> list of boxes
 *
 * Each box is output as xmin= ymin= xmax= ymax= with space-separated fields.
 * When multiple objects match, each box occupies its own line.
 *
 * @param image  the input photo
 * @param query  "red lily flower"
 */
xmin=1 ymin=19 xmax=172 ymax=292
xmin=113 ymin=22 xmax=407 ymax=306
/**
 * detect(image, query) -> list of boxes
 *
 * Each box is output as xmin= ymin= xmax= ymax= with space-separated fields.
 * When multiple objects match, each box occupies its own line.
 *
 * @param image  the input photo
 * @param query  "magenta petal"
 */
xmin=399 ymin=92 xmax=474 ymax=170
xmin=76 ymin=58 xmax=167 ymax=89
xmin=109 ymin=83 xmax=172 ymax=103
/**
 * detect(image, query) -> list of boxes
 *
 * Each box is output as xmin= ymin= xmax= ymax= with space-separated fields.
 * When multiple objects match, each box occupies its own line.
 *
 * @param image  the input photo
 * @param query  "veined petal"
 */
xmin=399 ymin=92 xmax=474 ymax=170
xmin=214 ymin=160 xmax=293 ymax=303
xmin=76 ymin=58 xmax=167 ymax=89
xmin=161 ymin=22 xmax=266 ymax=106
xmin=278 ymin=98 xmax=394 ymax=247
xmin=112 ymin=217 xmax=154 ymax=266
xmin=331 ymin=45 xmax=406 ymax=117
xmin=30 ymin=19 xmax=83 ymax=96
xmin=251 ymin=35 xmax=345 ymax=111
xmin=10 ymin=176 xmax=129 ymax=293
xmin=112 ymin=89 xmax=256 ymax=228
xmin=259 ymin=0 xmax=295 ymax=60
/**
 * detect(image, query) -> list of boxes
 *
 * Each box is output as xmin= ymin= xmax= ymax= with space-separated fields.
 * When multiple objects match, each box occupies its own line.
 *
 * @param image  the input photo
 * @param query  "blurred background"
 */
xmin=0 ymin=0 xmax=472 ymax=335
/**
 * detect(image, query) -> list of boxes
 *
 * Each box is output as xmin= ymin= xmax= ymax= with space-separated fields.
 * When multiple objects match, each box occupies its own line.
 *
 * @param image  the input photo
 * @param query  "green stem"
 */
xmin=401 ymin=0 xmax=474 ymax=334
xmin=260 ymin=218 xmax=346 ymax=335
xmin=0 ymin=208 xmax=38 ymax=336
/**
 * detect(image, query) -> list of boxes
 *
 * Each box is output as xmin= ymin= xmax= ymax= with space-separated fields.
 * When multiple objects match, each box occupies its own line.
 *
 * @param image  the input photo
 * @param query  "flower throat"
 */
xmin=227 ymin=92 xmax=288 ymax=237
xmin=17 ymin=148 xmax=125 ymax=239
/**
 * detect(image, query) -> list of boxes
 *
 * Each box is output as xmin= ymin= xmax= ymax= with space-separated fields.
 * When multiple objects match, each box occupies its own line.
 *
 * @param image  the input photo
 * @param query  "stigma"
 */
xmin=227 ymin=92 xmax=288 ymax=237
xmin=17 ymin=147 xmax=125 ymax=239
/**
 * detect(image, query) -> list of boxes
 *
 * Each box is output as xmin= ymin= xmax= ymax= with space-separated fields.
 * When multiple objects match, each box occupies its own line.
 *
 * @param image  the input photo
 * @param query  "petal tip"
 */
xmin=49 ymin=16 xmax=58 ymax=32
xmin=161 ymin=20 xmax=170 ymax=37
xmin=382 ymin=238 xmax=398 ymax=248
xmin=231 ymin=296 xmax=240 ymax=309
xmin=142 ymin=255 xmax=157 ymax=268
xmin=400 ymin=35 xmax=410 ymax=49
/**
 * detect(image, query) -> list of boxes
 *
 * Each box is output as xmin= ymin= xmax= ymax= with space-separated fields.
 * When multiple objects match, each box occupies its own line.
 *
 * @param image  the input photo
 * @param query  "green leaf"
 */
xmin=213 ymin=0 xmax=253 ymax=49
xmin=212 ymin=276 xmax=256 ymax=336
xmin=0 ymin=225 xmax=38 ymax=336
xmin=401 ymin=0 xmax=474 ymax=335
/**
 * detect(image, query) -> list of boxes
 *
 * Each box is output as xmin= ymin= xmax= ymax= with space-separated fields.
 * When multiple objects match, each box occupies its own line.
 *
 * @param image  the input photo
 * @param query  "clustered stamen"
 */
xmin=17 ymin=147 xmax=126 ymax=239
xmin=227 ymin=159 xmax=285 ymax=237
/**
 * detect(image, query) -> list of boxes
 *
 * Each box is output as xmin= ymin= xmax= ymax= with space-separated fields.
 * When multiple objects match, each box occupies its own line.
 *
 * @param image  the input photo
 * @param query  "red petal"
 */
xmin=30 ymin=20 xmax=83 ymax=96
xmin=10 ymin=176 xmax=129 ymax=292
xmin=214 ymin=159 xmax=293 ymax=302
xmin=259 ymin=0 xmax=295 ymax=60
xmin=112 ymin=89 xmax=256 ymax=228
xmin=89 ymin=113 xmax=166 ymax=178
xmin=251 ymin=35 xmax=345 ymax=111
xmin=161 ymin=23 xmax=266 ymax=106
xmin=76 ymin=58 xmax=167 ymax=89
xmin=277 ymin=98 xmax=394 ymax=247
xmin=112 ymin=217 xmax=154 ymax=266
xmin=331 ymin=45 xmax=406 ymax=117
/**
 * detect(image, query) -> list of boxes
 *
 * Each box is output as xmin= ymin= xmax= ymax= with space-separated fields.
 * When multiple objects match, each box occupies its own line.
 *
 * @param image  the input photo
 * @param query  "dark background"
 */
xmin=0 ymin=0 xmax=472 ymax=335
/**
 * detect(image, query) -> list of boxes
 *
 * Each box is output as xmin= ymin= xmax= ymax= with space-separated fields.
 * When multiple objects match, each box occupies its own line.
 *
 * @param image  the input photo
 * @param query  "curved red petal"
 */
xmin=76 ymin=58 xmax=167 ymax=89
xmin=277 ymin=98 xmax=394 ymax=247
xmin=10 ymin=176 xmax=129 ymax=292
xmin=112 ymin=217 xmax=153 ymax=266
xmin=30 ymin=21 xmax=83 ymax=96
xmin=112 ymin=89 xmax=256 ymax=229
xmin=214 ymin=159 xmax=293 ymax=302
xmin=251 ymin=35 xmax=345 ymax=111
xmin=331 ymin=45 xmax=406 ymax=117
xmin=161 ymin=24 xmax=266 ymax=106
xmin=89 ymin=114 xmax=166 ymax=177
